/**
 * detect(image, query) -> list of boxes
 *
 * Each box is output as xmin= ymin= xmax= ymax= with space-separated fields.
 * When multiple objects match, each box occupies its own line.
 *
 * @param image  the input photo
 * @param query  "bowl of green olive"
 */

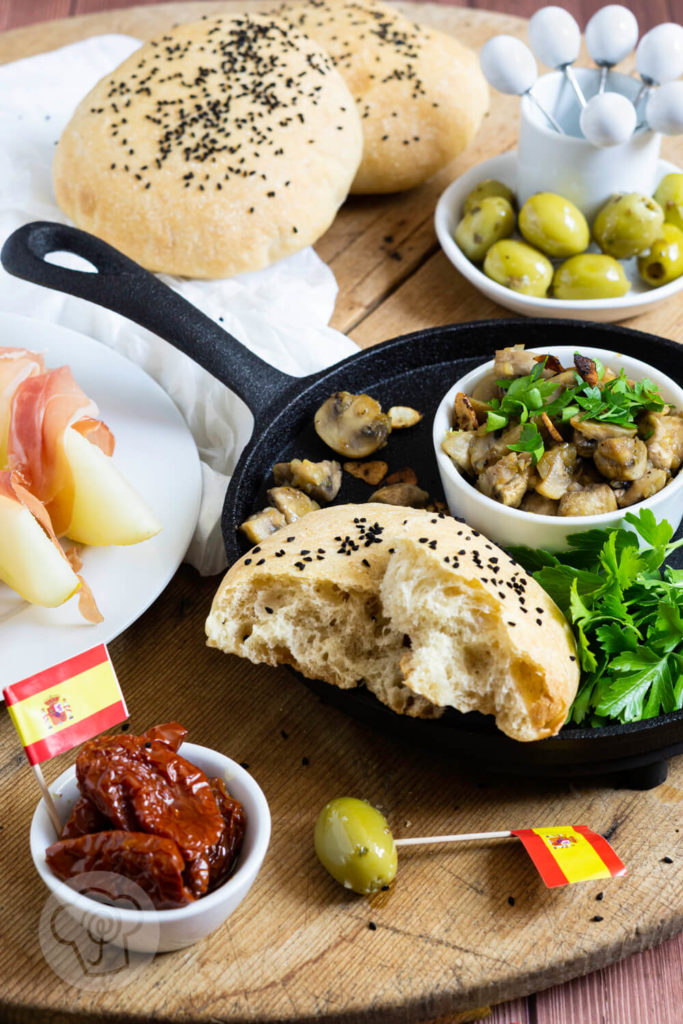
xmin=434 ymin=151 xmax=683 ymax=322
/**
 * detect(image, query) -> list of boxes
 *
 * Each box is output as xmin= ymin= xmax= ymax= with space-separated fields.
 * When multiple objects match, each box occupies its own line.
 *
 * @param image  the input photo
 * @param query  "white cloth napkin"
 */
xmin=0 ymin=34 xmax=357 ymax=575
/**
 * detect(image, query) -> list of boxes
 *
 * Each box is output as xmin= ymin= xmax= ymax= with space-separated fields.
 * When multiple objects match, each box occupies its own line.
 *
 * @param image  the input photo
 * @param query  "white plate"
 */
xmin=0 ymin=313 xmax=202 ymax=688
xmin=435 ymin=151 xmax=683 ymax=322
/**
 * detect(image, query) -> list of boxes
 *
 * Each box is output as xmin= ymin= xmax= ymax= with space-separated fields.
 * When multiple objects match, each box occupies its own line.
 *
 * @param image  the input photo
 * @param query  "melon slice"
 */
xmin=62 ymin=427 xmax=162 ymax=546
xmin=0 ymin=491 xmax=80 ymax=606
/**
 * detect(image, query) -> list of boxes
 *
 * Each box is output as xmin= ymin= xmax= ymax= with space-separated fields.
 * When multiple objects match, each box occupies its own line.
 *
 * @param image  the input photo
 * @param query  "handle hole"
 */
xmin=44 ymin=251 xmax=98 ymax=274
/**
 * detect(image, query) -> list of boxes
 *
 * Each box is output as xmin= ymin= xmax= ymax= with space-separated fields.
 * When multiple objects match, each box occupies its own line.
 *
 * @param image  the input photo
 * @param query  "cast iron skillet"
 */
xmin=3 ymin=221 xmax=683 ymax=788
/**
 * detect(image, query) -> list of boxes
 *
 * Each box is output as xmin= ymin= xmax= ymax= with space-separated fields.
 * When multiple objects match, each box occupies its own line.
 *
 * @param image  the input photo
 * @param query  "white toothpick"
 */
xmin=634 ymin=23 xmax=683 ymax=108
xmin=528 ymin=7 xmax=587 ymax=108
xmin=479 ymin=35 xmax=565 ymax=134
xmin=585 ymin=6 xmax=639 ymax=95
xmin=395 ymin=830 xmax=513 ymax=847
xmin=32 ymin=763 xmax=62 ymax=837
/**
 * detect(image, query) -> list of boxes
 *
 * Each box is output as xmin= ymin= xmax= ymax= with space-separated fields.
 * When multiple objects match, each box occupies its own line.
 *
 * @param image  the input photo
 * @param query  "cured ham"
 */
xmin=0 ymin=347 xmax=44 ymax=468
xmin=8 ymin=366 xmax=113 ymax=537
xmin=0 ymin=344 xmax=161 ymax=619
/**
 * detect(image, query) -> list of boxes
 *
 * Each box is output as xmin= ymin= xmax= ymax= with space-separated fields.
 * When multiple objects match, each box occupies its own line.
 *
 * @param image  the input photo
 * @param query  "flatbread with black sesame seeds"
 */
xmin=205 ymin=504 xmax=579 ymax=741
xmin=272 ymin=0 xmax=489 ymax=194
xmin=53 ymin=13 xmax=362 ymax=278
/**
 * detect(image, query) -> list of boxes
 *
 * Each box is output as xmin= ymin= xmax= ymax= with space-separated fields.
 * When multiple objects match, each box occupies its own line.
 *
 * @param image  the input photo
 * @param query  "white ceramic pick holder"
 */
xmin=517 ymin=67 xmax=661 ymax=221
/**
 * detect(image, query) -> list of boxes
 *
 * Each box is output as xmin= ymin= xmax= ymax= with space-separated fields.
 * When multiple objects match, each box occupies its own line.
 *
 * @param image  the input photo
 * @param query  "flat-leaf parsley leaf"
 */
xmin=509 ymin=510 xmax=683 ymax=726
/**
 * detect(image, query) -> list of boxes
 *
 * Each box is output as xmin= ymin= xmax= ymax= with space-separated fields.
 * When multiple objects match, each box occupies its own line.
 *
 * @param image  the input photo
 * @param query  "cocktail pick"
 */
xmin=585 ymin=5 xmax=639 ymax=94
xmin=396 ymin=827 xmax=627 ymax=889
xmin=314 ymin=798 xmax=627 ymax=894
xmin=3 ymin=644 xmax=129 ymax=838
xmin=645 ymin=81 xmax=683 ymax=135
xmin=634 ymin=23 xmax=683 ymax=108
xmin=528 ymin=6 xmax=587 ymax=108
xmin=479 ymin=34 xmax=564 ymax=133
xmin=580 ymin=91 xmax=637 ymax=147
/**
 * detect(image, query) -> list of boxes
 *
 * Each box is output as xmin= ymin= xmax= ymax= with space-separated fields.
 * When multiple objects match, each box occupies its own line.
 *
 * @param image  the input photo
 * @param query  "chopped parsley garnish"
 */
xmin=485 ymin=354 xmax=665 ymax=464
xmin=510 ymin=509 xmax=683 ymax=727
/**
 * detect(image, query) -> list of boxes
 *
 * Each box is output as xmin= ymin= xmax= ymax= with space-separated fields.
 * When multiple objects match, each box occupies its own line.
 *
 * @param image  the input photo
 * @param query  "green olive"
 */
xmin=653 ymin=173 xmax=683 ymax=233
xmin=638 ymin=224 xmax=683 ymax=287
xmin=518 ymin=192 xmax=589 ymax=257
xmin=592 ymin=193 xmax=664 ymax=259
xmin=463 ymin=178 xmax=515 ymax=215
xmin=552 ymin=253 xmax=630 ymax=300
xmin=314 ymin=797 xmax=397 ymax=894
xmin=454 ymin=196 xmax=515 ymax=262
xmin=483 ymin=239 xmax=553 ymax=297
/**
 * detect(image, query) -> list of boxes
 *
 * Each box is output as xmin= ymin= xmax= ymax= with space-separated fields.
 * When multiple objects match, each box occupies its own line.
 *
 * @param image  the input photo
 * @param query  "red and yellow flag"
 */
xmin=3 ymin=644 xmax=128 ymax=765
xmin=512 ymin=826 xmax=626 ymax=887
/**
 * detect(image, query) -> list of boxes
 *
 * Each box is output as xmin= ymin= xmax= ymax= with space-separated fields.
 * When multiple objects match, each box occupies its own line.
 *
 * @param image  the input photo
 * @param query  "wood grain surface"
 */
xmin=0 ymin=3 xmax=682 ymax=1024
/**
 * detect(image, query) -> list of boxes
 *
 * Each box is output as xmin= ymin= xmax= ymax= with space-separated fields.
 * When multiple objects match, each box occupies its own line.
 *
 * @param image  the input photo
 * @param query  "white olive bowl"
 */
xmin=433 ymin=345 xmax=683 ymax=552
xmin=30 ymin=742 xmax=271 ymax=953
xmin=434 ymin=151 xmax=683 ymax=323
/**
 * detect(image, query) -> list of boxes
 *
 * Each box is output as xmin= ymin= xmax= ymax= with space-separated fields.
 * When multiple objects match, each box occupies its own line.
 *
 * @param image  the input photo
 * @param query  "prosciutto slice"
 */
xmin=8 ymin=366 xmax=115 ymax=537
xmin=0 ymin=347 xmax=44 ymax=468
xmin=0 ymin=469 xmax=102 ymax=622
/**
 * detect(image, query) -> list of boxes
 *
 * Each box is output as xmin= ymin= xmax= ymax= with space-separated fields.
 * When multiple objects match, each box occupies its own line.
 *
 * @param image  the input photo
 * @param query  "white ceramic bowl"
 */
xmin=30 ymin=742 xmax=271 ymax=953
xmin=434 ymin=151 xmax=683 ymax=322
xmin=433 ymin=345 xmax=683 ymax=551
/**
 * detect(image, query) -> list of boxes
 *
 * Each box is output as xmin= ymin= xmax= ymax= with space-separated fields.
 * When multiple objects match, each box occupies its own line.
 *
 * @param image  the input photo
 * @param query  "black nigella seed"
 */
xmin=596 ymin=892 xmax=604 ymax=901
xmin=592 ymin=915 xmax=604 ymax=922
xmin=301 ymin=756 xmax=309 ymax=766
xmin=240 ymin=762 xmax=249 ymax=770
xmin=280 ymin=730 xmax=288 ymax=740
xmin=661 ymin=856 xmax=674 ymax=864
xmin=507 ymin=896 xmax=515 ymax=906
xmin=368 ymin=921 xmax=376 ymax=931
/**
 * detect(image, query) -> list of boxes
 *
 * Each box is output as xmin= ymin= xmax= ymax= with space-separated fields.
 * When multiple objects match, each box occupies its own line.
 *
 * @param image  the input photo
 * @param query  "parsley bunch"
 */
xmin=485 ymin=356 xmax=665 ymax=464
xmin=510 ymin=509 xmax=683 ymax=727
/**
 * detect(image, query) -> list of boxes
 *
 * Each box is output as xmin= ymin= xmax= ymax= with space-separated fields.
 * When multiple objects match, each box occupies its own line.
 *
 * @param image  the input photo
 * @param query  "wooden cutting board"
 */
xmin=0 ymin=5 xmax=682 ymax=1024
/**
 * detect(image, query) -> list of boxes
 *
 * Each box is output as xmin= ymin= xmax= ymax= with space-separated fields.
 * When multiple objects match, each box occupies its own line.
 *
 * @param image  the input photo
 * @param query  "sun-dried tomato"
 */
xmin=61 ymin=795 xmax=112 ymax=839
xmin=143 ymin=721 xmax=187 ymax=751
xmin=76 ymin=723 xmax=224 ymax=861
xmin=46 ymin=831 xmax=195 ymax=909
xmin=50 ymin=724 xmax=247 ymax=910
xmin=207 ymin=777 xmax=248 ymax=891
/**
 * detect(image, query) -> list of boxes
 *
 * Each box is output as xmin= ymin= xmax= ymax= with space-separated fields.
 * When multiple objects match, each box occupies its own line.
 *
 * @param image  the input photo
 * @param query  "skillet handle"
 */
xmin=1 ymin=221 xmax=296 ymax=422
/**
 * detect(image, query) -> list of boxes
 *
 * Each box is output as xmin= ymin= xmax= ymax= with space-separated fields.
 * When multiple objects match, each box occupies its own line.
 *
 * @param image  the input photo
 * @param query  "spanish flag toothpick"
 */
xmin=394 ymin=825 xmax=626 ymax=887
xmin=3 ymin=644 xmax=128 ymax=834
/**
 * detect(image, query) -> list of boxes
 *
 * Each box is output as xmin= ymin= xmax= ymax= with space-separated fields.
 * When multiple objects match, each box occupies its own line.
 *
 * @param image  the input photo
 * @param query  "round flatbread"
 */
xmin=206 ymin=504 xmax=579 ymax=741
xmin=275 ymin=0 xmax=489 ymax=193
xmin=54 ymin=13 xmax=363 ymax=277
